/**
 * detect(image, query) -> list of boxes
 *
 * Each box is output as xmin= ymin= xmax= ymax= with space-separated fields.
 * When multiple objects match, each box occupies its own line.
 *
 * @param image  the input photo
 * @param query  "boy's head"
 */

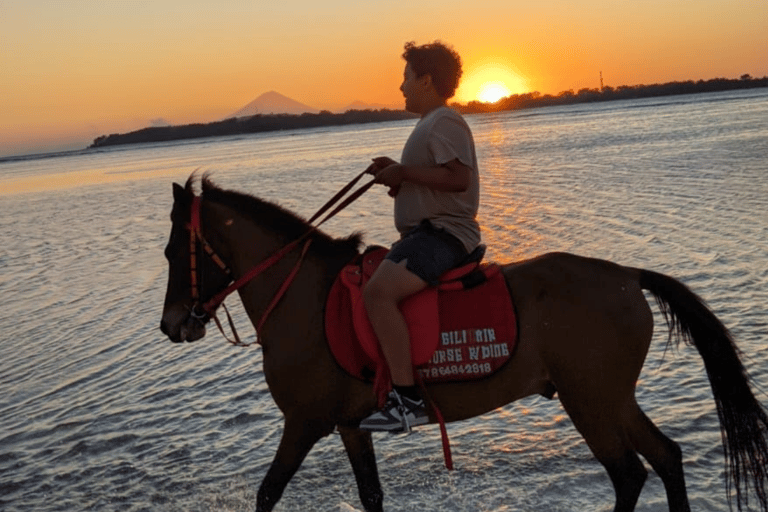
xmin=401 ymin=41 xmax=463 ymax=99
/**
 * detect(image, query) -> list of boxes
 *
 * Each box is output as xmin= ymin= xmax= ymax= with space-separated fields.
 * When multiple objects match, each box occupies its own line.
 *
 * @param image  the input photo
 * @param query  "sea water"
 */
xmin=1 ymin=89 xmax=767 ymax=511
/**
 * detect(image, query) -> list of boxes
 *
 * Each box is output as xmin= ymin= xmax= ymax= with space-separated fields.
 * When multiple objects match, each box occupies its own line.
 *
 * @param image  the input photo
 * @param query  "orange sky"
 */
xmin=2 ymin=0 xmax=766 ymax=158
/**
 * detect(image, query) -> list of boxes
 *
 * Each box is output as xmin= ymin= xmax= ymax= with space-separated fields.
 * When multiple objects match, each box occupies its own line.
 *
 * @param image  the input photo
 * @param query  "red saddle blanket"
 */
xmin=325 ymin=247 xmax=518 ymax=402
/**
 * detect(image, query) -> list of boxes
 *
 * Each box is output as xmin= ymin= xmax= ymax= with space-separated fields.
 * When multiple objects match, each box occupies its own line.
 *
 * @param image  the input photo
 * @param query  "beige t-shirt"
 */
xmin=394 ymin=106 xmax=481 ymax=252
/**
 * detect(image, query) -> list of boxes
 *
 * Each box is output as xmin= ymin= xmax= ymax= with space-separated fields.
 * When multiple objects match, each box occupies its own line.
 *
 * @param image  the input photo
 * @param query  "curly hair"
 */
xmin=402 ymin=41 xmax=463 ymax=99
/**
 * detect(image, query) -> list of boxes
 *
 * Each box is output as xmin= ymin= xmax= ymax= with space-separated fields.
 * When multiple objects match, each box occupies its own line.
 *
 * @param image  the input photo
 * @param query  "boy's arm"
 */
xmin=368 ymin=157 xmax=471 ymax=193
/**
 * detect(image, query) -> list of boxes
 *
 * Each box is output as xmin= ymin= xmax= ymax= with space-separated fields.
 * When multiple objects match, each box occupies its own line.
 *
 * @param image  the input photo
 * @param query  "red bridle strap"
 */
xmin=208 ymin=238 xmax=312 ymax=348
xmin=191 ymin=170 xmax=375 ymax=346
xmin=188 ymin=196 xmax=231 ymax=302
xmin=202 ymin=234 xmax=312 ymax=318
xmin=189 ymin=203 xmax=200 ymax=302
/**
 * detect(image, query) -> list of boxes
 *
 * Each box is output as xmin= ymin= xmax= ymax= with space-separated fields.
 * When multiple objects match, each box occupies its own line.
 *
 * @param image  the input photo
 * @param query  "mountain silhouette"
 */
xmin=230 ymin=91 xmax=320 ymax=118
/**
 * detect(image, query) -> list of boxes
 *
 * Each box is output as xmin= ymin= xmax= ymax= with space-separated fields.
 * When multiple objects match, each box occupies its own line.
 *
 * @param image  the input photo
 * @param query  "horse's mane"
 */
xmin=190 ymin=174 xmax=364 ymax=257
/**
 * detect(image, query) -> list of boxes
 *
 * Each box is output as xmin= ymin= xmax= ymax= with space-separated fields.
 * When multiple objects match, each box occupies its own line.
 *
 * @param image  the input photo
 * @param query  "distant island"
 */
xmin=90 ymin=75 xmax=767 ymax=149
xmin=90 ymin=109 xmax=418 ymax=149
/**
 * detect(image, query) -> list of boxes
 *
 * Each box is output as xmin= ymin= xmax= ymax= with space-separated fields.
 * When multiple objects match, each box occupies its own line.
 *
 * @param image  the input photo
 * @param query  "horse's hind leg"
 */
xmin=626 ymin=404 xmax=690 ymax=512
xmin=339 ymin=427 xmax=383 ymax=512
xmin=256 ymin=417 xmax=333 ymax=512
xmin=562 ymin=393 xmax=691 ymax=512
xmin=557 ymin=390 xmax=647 ymax=511
xmin=583 ymin=429 xmax=648 ymax=512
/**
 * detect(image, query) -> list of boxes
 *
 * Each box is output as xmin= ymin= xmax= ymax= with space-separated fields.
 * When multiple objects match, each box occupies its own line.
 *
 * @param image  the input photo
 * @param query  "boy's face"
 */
xmin=400 ymin=63 xmax=427 ymax=114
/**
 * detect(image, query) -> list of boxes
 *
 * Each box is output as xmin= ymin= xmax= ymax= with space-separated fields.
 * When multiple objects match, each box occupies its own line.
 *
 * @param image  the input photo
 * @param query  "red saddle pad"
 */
xmin=325 ymin=247 xmax=517 ymax=401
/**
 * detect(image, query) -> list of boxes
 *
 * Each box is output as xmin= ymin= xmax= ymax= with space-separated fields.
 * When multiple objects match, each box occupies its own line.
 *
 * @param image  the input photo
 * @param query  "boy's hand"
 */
xmin=366 ymin=157 xmax=402 ymax=196
xmin=365 ymin=156 xmax=398 ymax=174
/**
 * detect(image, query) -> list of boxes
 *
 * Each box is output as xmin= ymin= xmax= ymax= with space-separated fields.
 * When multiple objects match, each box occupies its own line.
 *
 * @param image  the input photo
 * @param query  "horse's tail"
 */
xmin=640 ymin=269 xmax=768 ymax=512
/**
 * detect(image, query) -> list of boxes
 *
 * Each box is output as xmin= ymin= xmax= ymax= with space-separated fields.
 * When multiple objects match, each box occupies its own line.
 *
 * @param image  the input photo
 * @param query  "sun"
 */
xmin=477 ymin=81 xmax=512 ymax=104
xmin=456 ymin=59 xmax=528 ymax=104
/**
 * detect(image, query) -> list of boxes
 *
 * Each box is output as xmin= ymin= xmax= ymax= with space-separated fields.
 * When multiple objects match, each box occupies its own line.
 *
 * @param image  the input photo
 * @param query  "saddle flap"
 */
xmin=337 ymin=247 xmax=439 ymax=366
xmin=351 ymin=286 xmax=439 ymax=366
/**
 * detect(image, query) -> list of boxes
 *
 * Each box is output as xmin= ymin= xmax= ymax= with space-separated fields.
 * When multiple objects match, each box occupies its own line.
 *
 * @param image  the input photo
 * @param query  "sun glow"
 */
xmin=457 ymin=60 xmax=528 ymax=104
xmin=477 ymin=82 xmax=512 ymax=104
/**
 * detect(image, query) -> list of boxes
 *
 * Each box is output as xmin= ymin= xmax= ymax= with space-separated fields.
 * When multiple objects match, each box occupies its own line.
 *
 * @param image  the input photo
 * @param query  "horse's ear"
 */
xmin=172 ymin=182 xmax=187 ymax=204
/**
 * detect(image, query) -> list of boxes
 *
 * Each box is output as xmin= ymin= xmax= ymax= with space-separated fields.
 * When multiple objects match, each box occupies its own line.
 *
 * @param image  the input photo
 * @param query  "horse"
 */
xmin=160 ymin=175 xmax=768 ymax=512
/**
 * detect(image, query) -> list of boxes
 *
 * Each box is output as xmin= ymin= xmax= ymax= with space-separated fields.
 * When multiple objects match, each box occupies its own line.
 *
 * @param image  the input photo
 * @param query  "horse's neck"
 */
xmin=206 ymin=200 xmax=338 ymax=314
xmin=205 ymin=202 xmax=283 ymax=272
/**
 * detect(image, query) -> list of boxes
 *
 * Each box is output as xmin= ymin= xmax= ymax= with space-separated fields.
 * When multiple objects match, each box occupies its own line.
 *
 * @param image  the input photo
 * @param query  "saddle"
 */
xmin=325 ymin=246 xmax=518 ymax=405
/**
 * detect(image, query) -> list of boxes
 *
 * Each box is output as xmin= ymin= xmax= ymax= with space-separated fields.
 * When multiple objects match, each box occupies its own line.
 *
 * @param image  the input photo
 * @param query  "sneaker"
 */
xmin=358 ymin=389 xmax=429 ymax=432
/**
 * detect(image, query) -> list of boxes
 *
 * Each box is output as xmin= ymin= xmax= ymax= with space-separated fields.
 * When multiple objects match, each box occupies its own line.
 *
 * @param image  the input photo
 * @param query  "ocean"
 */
xmin=1 ymin=88 xmax=767 ymax=511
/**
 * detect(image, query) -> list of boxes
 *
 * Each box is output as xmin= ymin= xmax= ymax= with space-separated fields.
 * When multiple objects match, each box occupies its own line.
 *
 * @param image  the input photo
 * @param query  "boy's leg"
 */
xmin=359 ymin=223 xmax=470 ymax=431
xmin=363 ymin=259 xmax=427 ymax=386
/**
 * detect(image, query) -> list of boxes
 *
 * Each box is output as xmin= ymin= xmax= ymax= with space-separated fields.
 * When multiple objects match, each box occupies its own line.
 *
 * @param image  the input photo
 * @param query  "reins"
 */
xmin=187 ymin=171 xmax=455 ymax=470
xmin=188 ymin=170 xmax=375 ymax=346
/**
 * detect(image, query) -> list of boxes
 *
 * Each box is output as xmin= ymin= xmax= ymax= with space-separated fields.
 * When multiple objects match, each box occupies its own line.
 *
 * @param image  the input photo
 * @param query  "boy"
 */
xmin=359 ymin=41 xmax=481 ymax=432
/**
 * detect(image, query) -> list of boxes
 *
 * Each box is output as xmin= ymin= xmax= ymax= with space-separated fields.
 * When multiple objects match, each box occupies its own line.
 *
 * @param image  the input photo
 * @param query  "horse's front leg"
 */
xmin=256 ymin=417 xmax=333 ymax=512
xmin=339 ymin=426 xmax=383 ymax=512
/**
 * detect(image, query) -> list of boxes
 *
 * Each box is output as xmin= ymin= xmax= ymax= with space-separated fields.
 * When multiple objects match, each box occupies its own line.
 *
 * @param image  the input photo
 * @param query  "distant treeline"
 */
xmin=91 ymin=75 xmax=767 ymax=149
xmin=453 ymin=75 xmax=768 ymax=114
xmin=90 ymin=109 xmax=418 ymax=148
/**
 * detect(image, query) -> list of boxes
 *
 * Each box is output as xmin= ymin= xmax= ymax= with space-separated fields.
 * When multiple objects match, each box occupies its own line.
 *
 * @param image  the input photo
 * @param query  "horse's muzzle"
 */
xmin=160 ymin=307 xmax=207 ymax=343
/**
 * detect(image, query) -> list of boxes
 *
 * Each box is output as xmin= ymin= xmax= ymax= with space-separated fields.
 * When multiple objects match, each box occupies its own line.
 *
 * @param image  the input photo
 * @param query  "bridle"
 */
xmin=184 ymin=170 xmax=375 ymax=346
xmin=186 ymin=194 xmax=235 ymax=335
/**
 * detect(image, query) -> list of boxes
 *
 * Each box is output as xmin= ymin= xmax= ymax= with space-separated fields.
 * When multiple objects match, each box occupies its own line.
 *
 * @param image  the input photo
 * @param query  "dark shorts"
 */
xmin=386 ymin=220 xmax=469 ymax=286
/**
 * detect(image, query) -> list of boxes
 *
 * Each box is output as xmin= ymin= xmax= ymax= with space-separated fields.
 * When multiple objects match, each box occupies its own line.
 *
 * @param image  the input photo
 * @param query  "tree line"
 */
xmin=91 ymin=75 xmax=767 ymax=149
xmin=90 ymin=109 xmax=418 ymax=148
xmin=453 ymin=75 xmax=768 ymax=114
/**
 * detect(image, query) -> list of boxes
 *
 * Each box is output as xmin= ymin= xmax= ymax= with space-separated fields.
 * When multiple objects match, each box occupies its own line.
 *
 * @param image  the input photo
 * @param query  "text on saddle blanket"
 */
xmin=324 ymin=247 xmax=518 ymax=385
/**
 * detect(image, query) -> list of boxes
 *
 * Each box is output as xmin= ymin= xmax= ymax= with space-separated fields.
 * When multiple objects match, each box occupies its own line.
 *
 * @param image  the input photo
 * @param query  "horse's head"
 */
xmin=160 ymin=180 xmax=233 ymax=343
xmin=160 ymin=174 xmax=365 ymax=345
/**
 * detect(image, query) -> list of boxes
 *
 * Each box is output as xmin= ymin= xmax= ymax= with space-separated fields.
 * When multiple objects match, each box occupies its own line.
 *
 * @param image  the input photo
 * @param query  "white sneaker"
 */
xmin=358 ymin=389 xmax=429 ymax=432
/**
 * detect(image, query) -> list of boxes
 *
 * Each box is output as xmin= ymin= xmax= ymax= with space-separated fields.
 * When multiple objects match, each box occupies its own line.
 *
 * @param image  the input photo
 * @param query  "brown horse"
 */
xmin=160 ymin=175 xmax=768 ymax=512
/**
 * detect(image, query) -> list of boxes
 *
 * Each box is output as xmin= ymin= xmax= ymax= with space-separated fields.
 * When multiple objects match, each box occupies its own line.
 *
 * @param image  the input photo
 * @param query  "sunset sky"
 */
xmin=2 ymin=0 xmax=766 ymax=158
